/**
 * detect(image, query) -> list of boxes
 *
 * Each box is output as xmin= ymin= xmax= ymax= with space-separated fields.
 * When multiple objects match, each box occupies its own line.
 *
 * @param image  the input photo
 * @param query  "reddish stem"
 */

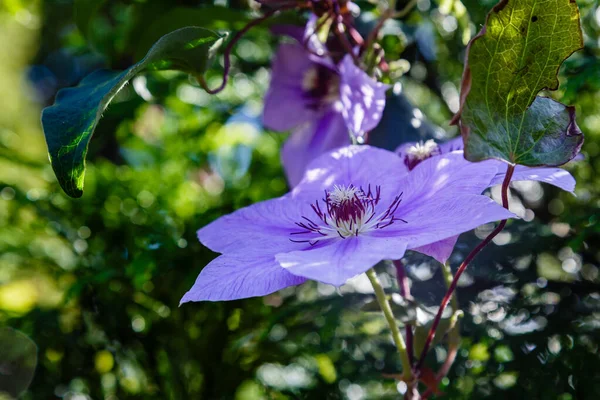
xmin=394 ymin=260 xmax=414 ymax=366
xmin=347 ymin=24 xmax=365 ymax=47
xmin=414 ymin=164 xmax=516 ymax=373
xmin=200 ymin=8 xmax=284 ymax=94
xmin=364 ymin=9 xmax=393 ymax=52
xmin=333 ymin=16 xmax=360 ymax=64
xmin=420 ymin=347 xmax=458 ymax=399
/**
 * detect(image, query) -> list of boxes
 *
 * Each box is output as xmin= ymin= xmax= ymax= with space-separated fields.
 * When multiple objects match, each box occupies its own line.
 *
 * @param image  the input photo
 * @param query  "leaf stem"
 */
xmin=366 ymin=268 xmax=413 ymax=381
xmin=414 ymin=164 xmax=515 ymax=372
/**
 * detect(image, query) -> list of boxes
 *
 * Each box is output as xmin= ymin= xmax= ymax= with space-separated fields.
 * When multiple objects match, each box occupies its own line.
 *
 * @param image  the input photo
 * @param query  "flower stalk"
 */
xmin=366 ymin=268 xmax=413 ymax=382
xmin=414 ymin=163 xmax=516 ymax=372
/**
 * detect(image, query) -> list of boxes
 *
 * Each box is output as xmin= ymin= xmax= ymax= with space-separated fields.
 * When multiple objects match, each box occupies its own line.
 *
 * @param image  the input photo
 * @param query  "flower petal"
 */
xmin=338 ymin=55 xmax=389 ymax=137
xmin=438 ymin=137 xmax=464 ymax=153
xmin=303 ymin=15 xmax=336 ymax=68
xmin=397 ymin=151 xmax=499 ymax=210
xmin=292 ymin=145 xmax=407 ymax=202
xmin=263 ymin=44 xmax=317 ymax=132
xmin=412 ymin=235 xmax=459 ymax=264
xmin=375 ymin=194 xmax=515 ymax=249
xmin=490 ymin=164 xmax=575 ymax=193
xmin=276 ymin=235 xmax=408 ymax=286
xmin=281 ymin=111 xmax=348 ymax=187
xmin=180 ymin=255 xmax=306 ymax=302
xmin=198 ymin=196 xmax=312 ymax=256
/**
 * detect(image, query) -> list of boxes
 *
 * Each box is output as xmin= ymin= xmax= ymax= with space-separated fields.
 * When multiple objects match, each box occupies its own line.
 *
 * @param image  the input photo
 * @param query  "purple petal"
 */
xmin=338 ymin=55 xmax=389 ymax=137
xmin=438 ymin=137 xmax=464 ymax=153
xmin=198 ymin=197 xmax=312 ymax=256
xmin=490 ymin=164 xmax=575 ymax=193
xmin=276 ymin=236 xmax=408 ymax=286
xmin=397 ymin=151 xmax=499 ymax=209
xmin=180 ymin=255 xmax=306 ymax=302
xmin=412 ymin=235 xmax=459 ymax=264
xmin=303 ymin=15 xmax=336 ymax=68
xmin=291 ymin=145 xmax=407 ymax=202
xmin=376 ymin=194 xmax=515 ymax=249
xmin=263 ymin=44 xmax=318 ymax=131
xmin=281 ymin=111 xmax=349 ymax=187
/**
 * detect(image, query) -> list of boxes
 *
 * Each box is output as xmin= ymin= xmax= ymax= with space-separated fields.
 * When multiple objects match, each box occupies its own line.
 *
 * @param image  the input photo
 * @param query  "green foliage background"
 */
xmin=1 ymin=0 xmax=599 ymax=399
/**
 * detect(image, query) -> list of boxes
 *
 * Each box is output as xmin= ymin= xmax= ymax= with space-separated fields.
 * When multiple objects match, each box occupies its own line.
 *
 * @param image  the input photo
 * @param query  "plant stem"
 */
xmin=414 ymin=164 xmax=515 ymax=372
xmin=440 ymin=262 xmax=459 ymax=319
xmin=393 ymin=260 xmax=414 ymax=365
xmin=365 ymin=0 xmax=417 ymax=52
xmin=420 ymin=262 xmax=462 ymax=399
xmin=438 ymin=262 xmax=462 ymax=381
xmin=366 ymin=268 xmax=413 ymax=381
xmin=198 ymin=8 xmax=283 ymax=94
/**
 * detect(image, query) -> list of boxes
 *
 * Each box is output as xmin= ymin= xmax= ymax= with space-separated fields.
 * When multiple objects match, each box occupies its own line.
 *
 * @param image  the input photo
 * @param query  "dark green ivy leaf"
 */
xmin=453 ymin=0 xmax=584 ymax=167
xmin=41 ymin=27 xmax=225 ymax=198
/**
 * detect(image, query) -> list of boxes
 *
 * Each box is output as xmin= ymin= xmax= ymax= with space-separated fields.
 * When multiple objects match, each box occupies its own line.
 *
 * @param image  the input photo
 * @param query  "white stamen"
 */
xmin=328 ymin=184 xmax=361 ymax=206
xmin=290 ymin=185 xmax=404 ymax=245
xmin=406 ymin=139 xmax=439 ymax=162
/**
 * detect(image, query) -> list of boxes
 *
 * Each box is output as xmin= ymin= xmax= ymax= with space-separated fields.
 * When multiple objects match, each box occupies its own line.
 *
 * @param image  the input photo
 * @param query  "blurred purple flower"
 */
xmin=181 ymin=145 xmax=513 ymax=302
xmin=263 ymin=42 xmax=388 ymax=186
xmin=396 ymin=137 xmax=578 ymax=263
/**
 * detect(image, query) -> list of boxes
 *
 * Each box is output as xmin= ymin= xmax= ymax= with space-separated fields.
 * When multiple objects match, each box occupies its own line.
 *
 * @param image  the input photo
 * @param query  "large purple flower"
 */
xmin=181 ymin=145 xmax=514 ymax=303
xmin=396 ymin=137 xmax=577 ymax=263
xmin=263 ymin=42 xmax=388 ymax=186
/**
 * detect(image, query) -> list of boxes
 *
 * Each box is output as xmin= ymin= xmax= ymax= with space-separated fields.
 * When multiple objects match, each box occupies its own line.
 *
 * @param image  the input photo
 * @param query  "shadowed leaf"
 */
xmin=453 ymin=0 xmax=584 ymax=167
xmin=41 ymin=27 xmax=225 ymax=197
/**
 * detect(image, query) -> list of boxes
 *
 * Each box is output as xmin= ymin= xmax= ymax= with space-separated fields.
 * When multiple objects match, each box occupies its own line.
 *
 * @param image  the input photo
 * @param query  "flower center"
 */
xmin=291 ymin=184 xmax=406 ymax=245
xmin=404 ymin=140 xmax=440 ymax=170
xmin=302 ymin=66 xmax=340 ymax=109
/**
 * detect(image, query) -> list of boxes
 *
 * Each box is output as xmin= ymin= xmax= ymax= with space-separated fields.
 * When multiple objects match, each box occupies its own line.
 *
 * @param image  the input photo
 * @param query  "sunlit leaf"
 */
xmin=453 ymin=0 xmax=584 ymax=167
xmin=41 ymin=27 xmax=225 ymax=197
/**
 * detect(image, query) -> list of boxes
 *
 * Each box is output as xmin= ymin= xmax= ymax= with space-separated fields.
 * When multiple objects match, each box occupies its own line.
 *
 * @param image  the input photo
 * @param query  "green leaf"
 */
xmin=453 ymin=0 xmax=584 ymax=166
xmin=41 ymin=27 xmax=225 ymax=198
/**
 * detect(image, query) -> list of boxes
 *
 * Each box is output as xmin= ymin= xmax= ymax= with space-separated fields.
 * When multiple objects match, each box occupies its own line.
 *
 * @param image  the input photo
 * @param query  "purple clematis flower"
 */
xmin=263 ymin=41 xmax=388 ymax=187
xmin=181 ymin=145 xmax=514 ymax=303
xmin=396 ymin=137 xmax=577 ymax=263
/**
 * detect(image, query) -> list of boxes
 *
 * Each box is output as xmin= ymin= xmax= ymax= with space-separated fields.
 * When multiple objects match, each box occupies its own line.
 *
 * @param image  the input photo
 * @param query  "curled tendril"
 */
xmin=197 ymin=7 xmax=288 ymax=94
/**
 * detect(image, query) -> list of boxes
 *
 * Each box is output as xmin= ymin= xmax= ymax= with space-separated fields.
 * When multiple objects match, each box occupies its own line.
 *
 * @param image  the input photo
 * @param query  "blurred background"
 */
xmin=1 ymin=0 xmax=599 ymax=399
